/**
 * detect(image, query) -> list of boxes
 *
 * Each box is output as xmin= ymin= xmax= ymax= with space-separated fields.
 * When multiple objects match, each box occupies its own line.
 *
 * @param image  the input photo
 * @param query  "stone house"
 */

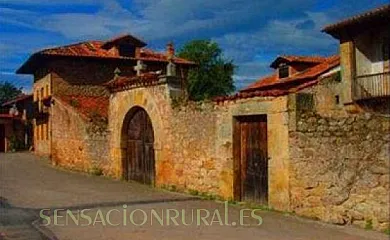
xmin=0 ymin=94 xmax=33 ymax=152
xmin=16 ymin=5 xmax=389 ymax=231
xmin=323 ymin=4 xmax=390 ymax=114
xmin=16 ymin=34 xmax=194 ymax=163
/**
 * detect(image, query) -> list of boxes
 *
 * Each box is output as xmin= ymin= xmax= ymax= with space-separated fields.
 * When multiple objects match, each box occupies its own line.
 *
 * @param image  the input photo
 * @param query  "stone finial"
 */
xmin=166 ymin=41 xmax=175 ymax=61
xmin=134 ymin=60 xmax=147 ymax=76
xmin=9 ymin=104 xmax=19 ymax=116
xmin=114 ymin=67 xmax=121 ymax=78
xmin=167 ymin=61 xmax=177 ymax=77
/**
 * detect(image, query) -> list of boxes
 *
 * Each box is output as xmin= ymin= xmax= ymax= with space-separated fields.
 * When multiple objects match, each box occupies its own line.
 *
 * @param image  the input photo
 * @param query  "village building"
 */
xmin=16 ymin=4 xmax=389 ymax=231
xmin=16 ymin=34 xmax=194 ymax=158
xmin=322 ymin=4 xmax=390 ymax=113
xmin=0 ymin=94 xmax=33 ymax=152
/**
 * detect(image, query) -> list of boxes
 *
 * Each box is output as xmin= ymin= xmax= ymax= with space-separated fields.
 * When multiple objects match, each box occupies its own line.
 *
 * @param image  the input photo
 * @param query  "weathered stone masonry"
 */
xmin=108 ymin=79 xmax=291 ymax=211
xmin=289 ymin=110 xmax=389 ymax=230
xmin=51 ymin=97 xmax=110 ymax=174
xmin=108 ymin=73 xmax=389 ymax=231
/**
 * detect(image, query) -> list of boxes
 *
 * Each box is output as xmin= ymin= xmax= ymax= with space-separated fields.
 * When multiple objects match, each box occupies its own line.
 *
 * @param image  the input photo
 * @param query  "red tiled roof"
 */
xmin=37 ymin=41 xmax=193 ymax=64
xmin=322 ymin=4 xmax=390 ymax=37
xmin=214 ymin=55 xmax=340 ymax=103
xmin=243 ymin=55 xmax=340 ymax=92
xmin=105 ymin=72 xmax=161 ymax=92
xmin=0 ymin=114 xmax=14 ymax=119
xmin=16 ymin=34 xmax=195 ymax=74
xmin=270 ymin=55 xmax=328 ymax=68
xmin=2 ymin=94 xmax=33 ymax=107
xmin=57 ymin=95 xmax=109 ymax=119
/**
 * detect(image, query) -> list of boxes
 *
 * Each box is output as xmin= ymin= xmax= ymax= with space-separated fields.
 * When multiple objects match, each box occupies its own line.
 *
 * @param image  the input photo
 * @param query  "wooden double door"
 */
xmin=124 ymin=108 xmax=155 ymax=185
xmin=234 ymin=115 xmax=268 ymax=205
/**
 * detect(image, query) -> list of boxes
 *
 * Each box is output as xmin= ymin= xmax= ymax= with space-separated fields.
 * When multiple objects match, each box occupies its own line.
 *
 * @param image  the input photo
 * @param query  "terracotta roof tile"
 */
xmin=270 ymin=55 xmax=328 ymax=68
xmin=105 ymin=72 xmax=161 ymax=91
xmin=34 ymin=39 xmax=193 ymax=64
xmin=2 ymin=94 xmax=33 ymax=107
xmin=243 ymin=74 xmax=278 ymax=90
xmin=0 ymin=114 xmax=14 ymax=118
xmin=243 ymin=55 xmax=340 ymax=92
xmin=17 ymin=34 xmax=195 ymax=74
xmin=322 ymin=4 xmax=390 ymax=34
xmin=214 ymin=55 xmax=340 ymax=103
xmin=58 ymin=95 xmax=109 ymax=119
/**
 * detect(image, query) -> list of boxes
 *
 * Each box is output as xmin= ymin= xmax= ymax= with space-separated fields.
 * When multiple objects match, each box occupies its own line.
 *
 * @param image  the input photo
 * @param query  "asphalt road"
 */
xmin=0 ymin=152 xmax=387 ymax=240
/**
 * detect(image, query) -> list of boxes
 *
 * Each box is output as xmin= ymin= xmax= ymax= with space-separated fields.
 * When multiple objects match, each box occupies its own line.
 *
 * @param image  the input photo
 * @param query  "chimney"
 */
xmin=166 ymin=41 xmax=175 ymax=60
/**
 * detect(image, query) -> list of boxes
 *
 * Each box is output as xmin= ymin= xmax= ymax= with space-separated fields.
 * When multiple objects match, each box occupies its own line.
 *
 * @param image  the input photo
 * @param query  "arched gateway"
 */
xmin=122 ymin=107 xmax=155 ymax=185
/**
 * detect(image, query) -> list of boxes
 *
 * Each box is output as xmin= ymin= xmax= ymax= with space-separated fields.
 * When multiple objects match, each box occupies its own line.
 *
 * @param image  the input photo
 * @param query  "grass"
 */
xmin=89 ymin=166 xmax=103 ymax=176
xmin=365 ymin=219 xmax=373 ymax=230
xmin=384 ymin=228 xmax=390 ymax=235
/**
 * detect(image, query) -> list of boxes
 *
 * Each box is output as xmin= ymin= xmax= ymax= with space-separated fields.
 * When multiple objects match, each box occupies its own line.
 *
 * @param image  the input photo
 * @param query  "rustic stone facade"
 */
xmin=289 ymin=110 xmax=389 ymax=230
xmin=51 ymin=97 xmax=110 ymax=174
xmin=106 ymin=72 xmax=389 ymax=231
xmin=33 ymin=73 xmax=51 ymax=156
xmin=108 ymin=78 xmax=291 ymax=210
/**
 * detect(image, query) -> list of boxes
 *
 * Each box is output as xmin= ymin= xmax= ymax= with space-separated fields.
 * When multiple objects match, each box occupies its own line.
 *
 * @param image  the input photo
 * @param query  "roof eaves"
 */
xmin=322 ymin=4 xmax=390 ymax=36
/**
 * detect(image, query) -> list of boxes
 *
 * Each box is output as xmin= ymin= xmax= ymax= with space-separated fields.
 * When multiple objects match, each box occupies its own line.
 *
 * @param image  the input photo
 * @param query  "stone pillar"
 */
xmin=340 ymin=39 xmax=355 ymax=105
xmin=159 ymin=75 xmax=184 ymax=100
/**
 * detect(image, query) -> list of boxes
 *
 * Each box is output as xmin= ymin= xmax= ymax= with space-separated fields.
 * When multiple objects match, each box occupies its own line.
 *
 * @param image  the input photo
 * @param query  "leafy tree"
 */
xmin=178 ymin=40 xmax=235 ymax=101
xmin=0 ymin=81 xmax=23 ymax=105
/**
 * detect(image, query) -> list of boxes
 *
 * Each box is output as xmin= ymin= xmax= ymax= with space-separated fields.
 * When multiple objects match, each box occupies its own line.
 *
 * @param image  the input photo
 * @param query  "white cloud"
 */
xmin=0 ymin=0 xmax=100 ymax=5
xmin=1 ymin=0 xmax=356 ymax=89
xmin=212 ymin=10 xmax=339 ymax=89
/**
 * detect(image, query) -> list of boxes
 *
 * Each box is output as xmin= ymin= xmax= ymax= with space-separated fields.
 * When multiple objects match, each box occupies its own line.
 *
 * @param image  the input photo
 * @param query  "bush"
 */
xmin=90 ymin=166 xmax=103 ymax=176
xmin=9 ymin=135 xmax=24 ymax=152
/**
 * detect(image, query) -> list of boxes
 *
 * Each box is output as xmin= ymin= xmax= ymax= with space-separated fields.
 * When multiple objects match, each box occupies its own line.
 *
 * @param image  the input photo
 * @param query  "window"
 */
xmin=43 ymin=124 xmax=46 ymax=141
xmin=45 ymin=85 xmax=49 ymax=97
xmin=37 ymin=125 xmax=40 ymax=141
xmin=335 ymin=95 xmax=340 ymax=105
xmin=279 ymin=64 xmax=289 ymax=78
xmin=34 ymin=125 xmax=37 ymax=141
xmin=118 ymin=44 xmax=136 ymax=57
xmin=46 ymin=123 xmax=49 ymax=140
xmin=41 ymin=125 xmax=44 ymax=141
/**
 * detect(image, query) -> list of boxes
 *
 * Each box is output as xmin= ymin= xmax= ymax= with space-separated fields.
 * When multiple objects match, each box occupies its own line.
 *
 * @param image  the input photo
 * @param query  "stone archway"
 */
xmin=121 ymin=106 xmax=155 ymax=185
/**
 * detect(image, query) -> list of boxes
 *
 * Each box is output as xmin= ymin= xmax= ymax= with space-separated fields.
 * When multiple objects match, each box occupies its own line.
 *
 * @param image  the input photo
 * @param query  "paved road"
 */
xmin=0 ymin=152 xmax=388 ymax=240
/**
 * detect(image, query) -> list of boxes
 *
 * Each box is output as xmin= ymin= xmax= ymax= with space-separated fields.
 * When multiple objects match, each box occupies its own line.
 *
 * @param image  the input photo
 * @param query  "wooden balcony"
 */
xmin=353 ymin=71 xmax=390 ymax=101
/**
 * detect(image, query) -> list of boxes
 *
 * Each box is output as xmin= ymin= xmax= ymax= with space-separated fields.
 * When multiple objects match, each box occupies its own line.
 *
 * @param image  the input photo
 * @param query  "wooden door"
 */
xmin=0 ymin=124 xmax=5 ymax=152
xmin=125 ymin=108 xmax=155 ymax=185
xmin=234 ymin=115 xmax=268 ymax=205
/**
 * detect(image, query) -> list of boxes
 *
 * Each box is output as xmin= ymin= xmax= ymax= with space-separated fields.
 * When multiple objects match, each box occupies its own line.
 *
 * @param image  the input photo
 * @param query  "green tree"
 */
xmin=178 ymin=40 xmax=235 ymax=101
xmin=0 ymin=81 xmax=23 ymax=105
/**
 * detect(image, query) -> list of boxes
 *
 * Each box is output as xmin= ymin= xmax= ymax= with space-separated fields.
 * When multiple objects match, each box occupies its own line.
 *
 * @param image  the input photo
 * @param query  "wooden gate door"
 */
xmin=125 ymin=108 xmax=155 ymax=185
xmin=234 ymin=115 xmax=268 ymax=204
xmin=0 ymin=124 xmax=5 ymax=152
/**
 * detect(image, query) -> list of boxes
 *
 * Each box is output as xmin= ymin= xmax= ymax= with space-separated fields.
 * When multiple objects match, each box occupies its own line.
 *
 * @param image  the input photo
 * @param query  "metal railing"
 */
xmin=353 ymin=71 xmax=390 ymax=100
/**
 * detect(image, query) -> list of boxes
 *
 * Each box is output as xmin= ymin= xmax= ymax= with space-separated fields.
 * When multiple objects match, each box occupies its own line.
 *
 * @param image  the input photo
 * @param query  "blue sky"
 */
xmin=0 ymin=0 xmax=388 ymax=92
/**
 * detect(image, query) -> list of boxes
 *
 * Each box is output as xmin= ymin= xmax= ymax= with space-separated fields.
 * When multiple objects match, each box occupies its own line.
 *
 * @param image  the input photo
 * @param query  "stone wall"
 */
xmin=109 ymin=81 xmax=291 ymax=210
xmin=289 ymin=110 xmax=389 ymax=230
xmin=51 ymin=97 xmax=110 ymax=174
xmin=52 ymin=73 xmax=110 ymax=97
xmin=108 ymin=73 xmax=389 ymax=231
xmin=288 ymin=75 xmax=390 ymax=231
